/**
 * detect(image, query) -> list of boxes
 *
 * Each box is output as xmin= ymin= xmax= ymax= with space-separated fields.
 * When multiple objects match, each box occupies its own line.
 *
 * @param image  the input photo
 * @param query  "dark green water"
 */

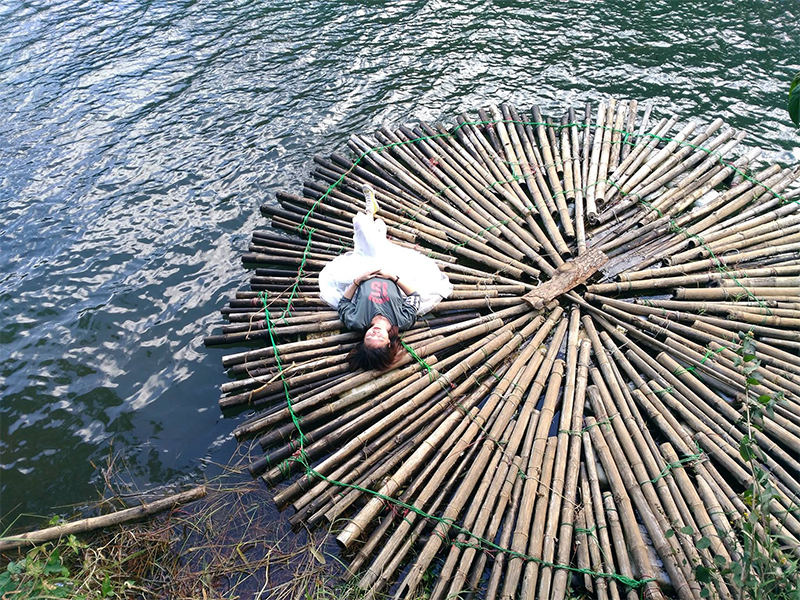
xmin=1 ymin=0 xmax=798 ymax=526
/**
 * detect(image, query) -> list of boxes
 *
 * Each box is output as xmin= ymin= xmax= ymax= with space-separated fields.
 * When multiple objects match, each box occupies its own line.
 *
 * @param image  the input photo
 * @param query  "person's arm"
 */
xmin=343 ymin=270 xmax=379 ymax=300
xmin=374 ymin=270 xmax=416 ymax=296
xmin=396 ymin=292 xmax=420 ymax=329
xmin=337 ymin=295 xmax=356 ymax=327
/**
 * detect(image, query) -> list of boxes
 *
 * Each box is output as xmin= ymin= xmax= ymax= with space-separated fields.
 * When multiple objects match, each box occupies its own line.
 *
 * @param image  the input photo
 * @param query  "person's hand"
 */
xmin=353 ymin=270 xmax=380 ymax=286
xmin=374 ymin=269 xmax=399 ymax=283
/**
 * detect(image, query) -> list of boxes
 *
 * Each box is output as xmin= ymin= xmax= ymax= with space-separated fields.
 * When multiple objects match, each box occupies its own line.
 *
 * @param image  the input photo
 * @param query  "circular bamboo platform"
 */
xmin=205 ymin=99 xmax=800 ymax=600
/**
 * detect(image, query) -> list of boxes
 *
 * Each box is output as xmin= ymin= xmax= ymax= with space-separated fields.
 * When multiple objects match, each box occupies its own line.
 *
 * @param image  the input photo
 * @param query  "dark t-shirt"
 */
xmin=337 ymin=277 xmax=421 ymax=331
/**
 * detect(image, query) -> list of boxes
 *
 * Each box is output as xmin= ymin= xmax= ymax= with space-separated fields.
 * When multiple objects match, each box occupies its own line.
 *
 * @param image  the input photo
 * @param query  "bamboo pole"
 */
xmin=0 ymin=487 xmax=207 ymax=552
xmin=484 ymin=436 xmax=530 ymax=600
xmin=579 ymin=463 xmax=609 ymax=600
xmin=607 ymin=101 xmax=627 ymax=176
xmin=390 ymin=313 xmax=568 ymax=598
xmin=382 ymin=126 xmax=541 ymax=264
xmin=603 ymin=491 xmax=640 ymax=600
xmin=585 ymin=381 xmax=697 ymax=600
xmin=336 ymin=313 xmax=549 ymax=549
xmin=502 ymin=106 xmax=570 ymax=258
xmin=432 ymin=416 xmax=524 ymax=600
xmin=597 ymin=120 xmax=728 ymax=224
xmin=435 ymin=320 xmax=565 ymax=599
xmin=561 ymin=114 xmax=575 ymax=201
xmin=351 ymin=364 xmax=507 ymax=583
xmin=570 ymin=108 xmax=588 ymax=254
xmin=292 ymin=392 xmax=454 ymax=525
xmin=532 ymin=106 xmax=573 ymax=237
xmin=582 ymin=432 xmax=624 ymax=600
xmin=586 ymin=333 xmax=703 ymax=598
xmin=533 ymin=306 xmax=581 ymax=599
xmin=519 ymin=437 xmax=559 ymax=599
xmin=276 ymin=314 xmax=537 ymax=507
xmin=619 ymin=99 xmax=638 ymax=162
xmin=549 ymin=338 xmax=591 ymax=600
xmin=502 ymin=356 xmax=568 ymax=600
xmin=456 ymin=114 xmax=536 ymax=218
xmin=414 ymin=122 xmax=547 ymax=258
xmin=586 ymin=413 xmax=665 ymax=600
xmin=593 ymin=99 xmax=617 ymax=206
xmin=585 ymin=101 xmax=606 ymax=223
xmin=360 ymin=405 xmax=500 ymax=594
xmin=360 ymin=338 xmax=548 ymax=594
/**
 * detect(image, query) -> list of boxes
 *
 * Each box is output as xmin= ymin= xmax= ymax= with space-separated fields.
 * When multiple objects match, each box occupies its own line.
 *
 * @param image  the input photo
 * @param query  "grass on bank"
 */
xmin=0 ymin=449 xmax=354 ymax=600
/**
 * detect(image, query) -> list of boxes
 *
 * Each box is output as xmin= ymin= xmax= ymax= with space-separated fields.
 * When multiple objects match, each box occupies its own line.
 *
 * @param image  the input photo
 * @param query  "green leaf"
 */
xmin=44 ymin=550 xmax=64 ymax=576
xmin=697 ymin=536 xmax=712 ymax=550
xmin=0 ymin=571 xmax=13 ymax=592
xmin=665 ymin=528 xmax=674 ymax=538
xmin=700 ymin=588 xmax=710 ymax=598
xmin=67 ymin=534 xmax=85 ymax=552
xmin=695 ymin=565 xmax=713 ymax=583
xmin=739 ymin=437 xmax=755 ymax=462
xmin=713 ymin=554 xmax=727 ymax=567
xmin=755 ymin=467 xmax=769 ymax=486
xmin=680 ymin=525 xmax=695 ymax=535
xmin=790 ymin=72 xmax=800 ymax=127
xmin=102 ymin=572 xmax=112 ymax=596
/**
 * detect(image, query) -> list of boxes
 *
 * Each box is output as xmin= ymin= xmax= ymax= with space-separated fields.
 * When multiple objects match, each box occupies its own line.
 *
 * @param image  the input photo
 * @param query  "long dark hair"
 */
xmin=348 ymin=325 xmax=401 ymax=371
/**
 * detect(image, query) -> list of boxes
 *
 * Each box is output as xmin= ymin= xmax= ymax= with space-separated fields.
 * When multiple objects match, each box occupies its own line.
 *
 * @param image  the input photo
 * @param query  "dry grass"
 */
xmin=0 ymin=443 xmax=359 ymax=600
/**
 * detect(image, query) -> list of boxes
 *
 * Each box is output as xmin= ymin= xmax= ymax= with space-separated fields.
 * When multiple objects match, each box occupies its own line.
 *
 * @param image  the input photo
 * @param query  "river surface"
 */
xmin=1 ymin=0 xmax=799 ymax=527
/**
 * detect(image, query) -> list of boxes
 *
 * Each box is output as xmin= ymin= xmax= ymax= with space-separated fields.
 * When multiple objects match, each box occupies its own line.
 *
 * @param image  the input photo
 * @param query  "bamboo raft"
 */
xmin=205 ymin=99 xmax=800 ymax=600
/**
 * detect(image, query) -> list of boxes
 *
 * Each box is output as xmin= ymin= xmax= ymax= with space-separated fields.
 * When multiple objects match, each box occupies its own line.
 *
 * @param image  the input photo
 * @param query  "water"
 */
xmin=1 ymin=0 xmax=798 ymax=527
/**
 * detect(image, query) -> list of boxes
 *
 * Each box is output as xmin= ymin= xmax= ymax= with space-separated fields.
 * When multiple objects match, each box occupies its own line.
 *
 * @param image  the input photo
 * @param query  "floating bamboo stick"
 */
xmin=619 ymin=100 xmax=638 ymax=162
xmin=585 ymin=101 xmax=606 ymax=223
xmin=0 ymin=487 xmax=207 ymax=552
xmin=532 ymin=106 xmax=573 ymax=237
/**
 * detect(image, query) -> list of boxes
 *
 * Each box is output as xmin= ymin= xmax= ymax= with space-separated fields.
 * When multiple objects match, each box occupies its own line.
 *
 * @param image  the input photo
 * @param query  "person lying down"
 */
xmin=318 ymin=185 xmax=452 ymax=371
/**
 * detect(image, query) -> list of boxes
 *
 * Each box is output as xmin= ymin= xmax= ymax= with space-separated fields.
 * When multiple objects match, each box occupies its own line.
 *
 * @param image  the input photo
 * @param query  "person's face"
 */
xmin=364 ymin=325 xmax=390 ymax=349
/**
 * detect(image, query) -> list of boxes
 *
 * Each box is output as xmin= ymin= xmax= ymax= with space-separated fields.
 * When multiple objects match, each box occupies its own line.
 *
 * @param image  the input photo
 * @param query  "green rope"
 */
xmin=400 ymin=340 xmax=526 ymax=477
xmin=653 ymin=386 xmax=676 ymax=396
xmin=400 ymin=340 xmax=434 ymax=382
xmin=671 ymin=345 xmax=728 ymax=377
xmin=484 ymin=175 xmax=525 ymax=190
xmin=649 ymin=449 xmax=706 ymax=484
xmin=450 ymin=539 xmax=651 ymax=590
xmin=559 ymin=414 xmax=616 ymax=437
xmin=450 ymin=218 xmax=511 ymax=249
xmin=277 ymin=230 xmax=315 ymax=321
